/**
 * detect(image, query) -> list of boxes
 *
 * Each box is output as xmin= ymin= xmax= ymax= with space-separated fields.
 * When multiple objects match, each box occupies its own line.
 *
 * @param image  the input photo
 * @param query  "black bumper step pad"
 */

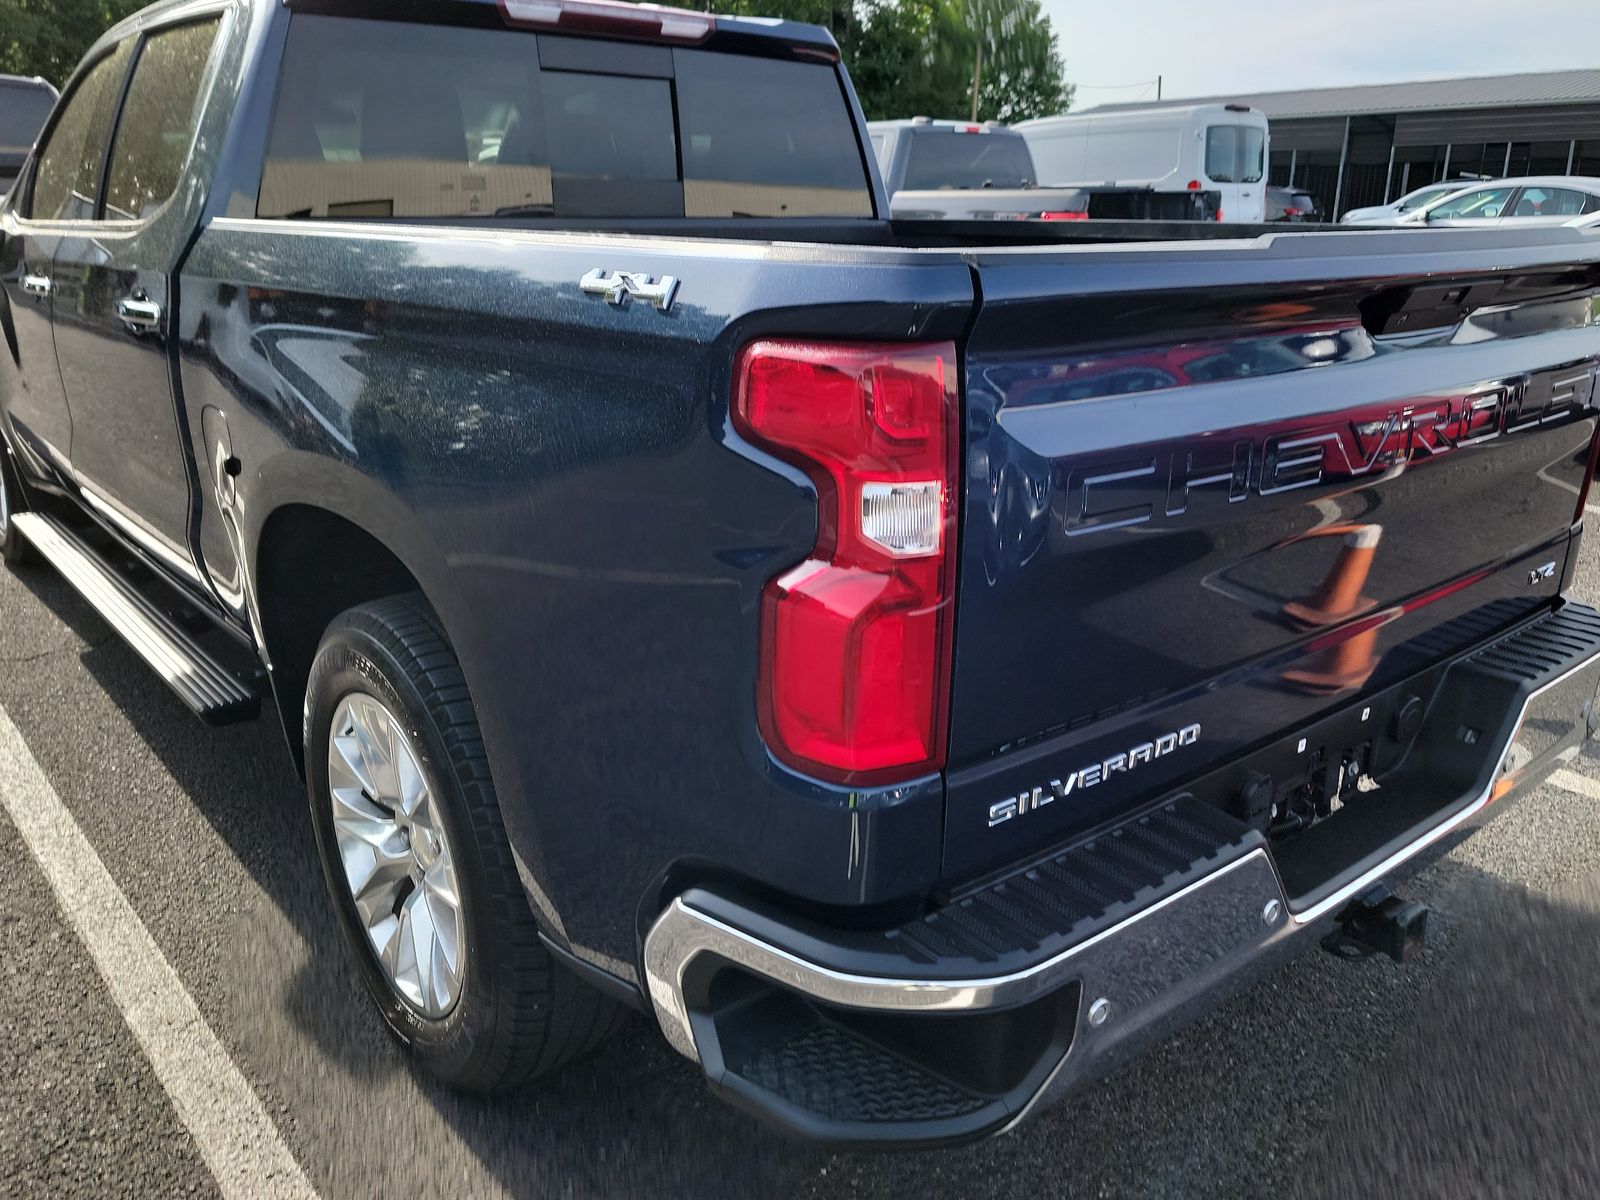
xmin=1467 ymin=600 xmax=1600 ymax=687
xmin=725 ymin=1019 xmax=990 ymax=1126
xmin=681 ymin=794 xmax=1260 ymax=986
xmin=887 ymin=796 xmax=1254 ymax=967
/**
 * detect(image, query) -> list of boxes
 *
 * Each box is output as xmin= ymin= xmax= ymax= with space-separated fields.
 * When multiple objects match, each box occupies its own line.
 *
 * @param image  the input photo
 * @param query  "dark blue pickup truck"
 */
xmin=5 ymin=0 xmax=1600 ymax=1149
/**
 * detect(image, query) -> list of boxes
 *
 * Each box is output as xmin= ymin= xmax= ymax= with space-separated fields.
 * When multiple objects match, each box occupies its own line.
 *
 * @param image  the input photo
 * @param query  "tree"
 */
xmin=683 ymin=0 xmax=1070 ymax=124
xmin=849 ymin=0 xmax=970 ymax=121
xmin=963 ymin=0 xmax=1072 ymax=123
xmin=0 ymin=0 xmax=145 ymax=85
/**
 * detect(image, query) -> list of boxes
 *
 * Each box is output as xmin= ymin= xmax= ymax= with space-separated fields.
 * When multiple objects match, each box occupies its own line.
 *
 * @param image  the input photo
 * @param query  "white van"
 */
xmin=1016 ymin=103 xmax=1270 ymax=223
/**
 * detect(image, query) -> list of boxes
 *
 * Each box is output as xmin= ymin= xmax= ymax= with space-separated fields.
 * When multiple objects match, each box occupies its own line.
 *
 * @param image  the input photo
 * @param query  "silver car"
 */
xmin=1340 ymin=180 xmax=1477 ymax=224
xmin=1401 ymin=176 xmax=1600 ymax=228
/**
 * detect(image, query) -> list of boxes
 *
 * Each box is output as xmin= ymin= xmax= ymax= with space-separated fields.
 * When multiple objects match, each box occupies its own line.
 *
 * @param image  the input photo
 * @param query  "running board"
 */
xmin=12 ymin=512 xmax=260 ymax=724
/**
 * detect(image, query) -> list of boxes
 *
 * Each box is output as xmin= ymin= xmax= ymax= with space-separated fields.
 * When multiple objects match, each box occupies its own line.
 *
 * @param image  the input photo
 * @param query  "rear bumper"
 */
xmin=644 ymin=601 xmax=1600 ymax=1147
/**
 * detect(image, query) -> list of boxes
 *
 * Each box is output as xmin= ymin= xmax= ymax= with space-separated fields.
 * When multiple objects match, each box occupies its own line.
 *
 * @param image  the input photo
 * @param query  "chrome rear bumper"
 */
xmin=644 ymin=603 xmax=1600 ymax=1145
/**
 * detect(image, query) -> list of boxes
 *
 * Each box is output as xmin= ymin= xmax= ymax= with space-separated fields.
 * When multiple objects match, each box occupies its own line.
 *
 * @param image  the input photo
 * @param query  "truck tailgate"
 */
xmin=947 ymin=228 xmax=1600 ymax=880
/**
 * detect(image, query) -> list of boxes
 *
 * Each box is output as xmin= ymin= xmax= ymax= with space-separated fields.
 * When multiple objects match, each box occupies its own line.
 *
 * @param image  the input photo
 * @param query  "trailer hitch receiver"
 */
xmin=1321 ymin=885 xmax=1429 ymax=964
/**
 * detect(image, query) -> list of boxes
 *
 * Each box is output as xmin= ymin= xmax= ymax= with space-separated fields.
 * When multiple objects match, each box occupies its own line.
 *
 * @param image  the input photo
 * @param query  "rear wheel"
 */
xmin=0 ymin=451 xmax=34 ymax=565
xmin=304 ymin=593 xmax=620 ymax=1091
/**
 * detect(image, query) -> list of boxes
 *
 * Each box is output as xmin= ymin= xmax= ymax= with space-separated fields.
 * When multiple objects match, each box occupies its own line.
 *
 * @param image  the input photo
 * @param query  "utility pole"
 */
xmin=970 ymin=42 xmax=984 ymax=121
xmin=1156 ymin=75 xmax=1162 ymax=101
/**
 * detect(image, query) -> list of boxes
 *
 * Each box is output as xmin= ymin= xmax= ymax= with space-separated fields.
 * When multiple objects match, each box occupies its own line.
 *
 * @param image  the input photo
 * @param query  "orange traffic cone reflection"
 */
xmin=1282 ymin=523 xmax=1384 ymax=694
xmin=1284 ymin=525 xmax=1382 ymax=628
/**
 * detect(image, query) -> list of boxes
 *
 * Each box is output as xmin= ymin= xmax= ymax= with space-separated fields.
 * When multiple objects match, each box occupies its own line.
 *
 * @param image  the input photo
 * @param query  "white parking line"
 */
xmin=1549 ymin=767 xmax=1600 ymax=802
xmin=0 ymin=702 xmax=319 ymax=1200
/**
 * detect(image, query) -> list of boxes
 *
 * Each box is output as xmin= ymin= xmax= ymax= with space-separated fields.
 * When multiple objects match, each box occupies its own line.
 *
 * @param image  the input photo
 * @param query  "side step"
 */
xmin=12 ymin=513 xmax=260 ymax=725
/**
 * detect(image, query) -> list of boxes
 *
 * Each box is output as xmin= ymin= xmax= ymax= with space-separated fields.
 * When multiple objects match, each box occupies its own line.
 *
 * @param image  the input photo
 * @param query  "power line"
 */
xmin=1070 ymin=78 xmax=1161 ymax=89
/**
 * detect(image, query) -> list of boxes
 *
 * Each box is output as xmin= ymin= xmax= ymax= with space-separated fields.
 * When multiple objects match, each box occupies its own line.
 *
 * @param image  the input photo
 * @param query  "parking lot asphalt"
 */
xmin=2 ymin=541 xmax=1600 ymax=1200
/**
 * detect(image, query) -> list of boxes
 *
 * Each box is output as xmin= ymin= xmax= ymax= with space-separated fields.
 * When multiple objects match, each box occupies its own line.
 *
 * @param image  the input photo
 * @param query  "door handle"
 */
xmin=116 ymin=296 xmax=162 ymax=330
xmin=21 ymin=274 xmax=52 ymax=298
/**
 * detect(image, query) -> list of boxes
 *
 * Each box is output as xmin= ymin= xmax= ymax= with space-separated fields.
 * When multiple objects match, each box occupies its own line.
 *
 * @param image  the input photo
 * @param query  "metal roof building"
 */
xmin=1088 ymin=69 xmax=1600 ymax=218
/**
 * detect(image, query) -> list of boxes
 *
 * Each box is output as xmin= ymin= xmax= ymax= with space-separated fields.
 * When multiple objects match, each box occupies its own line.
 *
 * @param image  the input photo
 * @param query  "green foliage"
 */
xmin=961 ymin=0 xmax=1071 ymax=122
xmin=849 ymin=0 xmax=968 ymax=121
xmin=0 ymin=0 xmax=146 ymax=85
xmin=700 ymin=0 xmax=1071 ymax=123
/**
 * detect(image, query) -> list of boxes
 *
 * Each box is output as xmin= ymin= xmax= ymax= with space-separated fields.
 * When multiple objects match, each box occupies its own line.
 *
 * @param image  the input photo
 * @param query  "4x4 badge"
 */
xmin=580 ymin=269 xmax=679 ymax=312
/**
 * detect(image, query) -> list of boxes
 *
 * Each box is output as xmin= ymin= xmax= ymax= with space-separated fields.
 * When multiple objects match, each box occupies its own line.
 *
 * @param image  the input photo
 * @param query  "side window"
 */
xmin=1528 ymin=188 xmax=1591 ymax=217
xmin=103 ymin=18 xmax=221 ymax=221
xmin=259 ymin=16 xmax=556 ymax=219
xmin=1427 ymin=186 xmax=1515 ymax=220
xmin=27 ymin=40 xmax=135 ymax=220
xmin=1398 ymin=186 xmax=1446 ymax=213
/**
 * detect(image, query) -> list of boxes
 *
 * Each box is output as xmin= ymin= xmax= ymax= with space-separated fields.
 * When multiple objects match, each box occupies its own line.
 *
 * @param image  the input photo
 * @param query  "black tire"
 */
xmin=304 ymin=593 xmax=620 ymax=1092
xmin=0 ymin=450 xmax=35 ymax=565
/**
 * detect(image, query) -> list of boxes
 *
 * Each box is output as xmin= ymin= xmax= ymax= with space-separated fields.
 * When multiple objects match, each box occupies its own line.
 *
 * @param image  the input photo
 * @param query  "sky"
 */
xmin=1045 ymin=0 xmax=1598 ymax=111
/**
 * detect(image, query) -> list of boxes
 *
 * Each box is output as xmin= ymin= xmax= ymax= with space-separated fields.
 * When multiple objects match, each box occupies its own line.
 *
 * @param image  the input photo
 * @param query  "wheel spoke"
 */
xmin=403 ymin=885 xmax=439 ymax=1008
xmin=396 ymin=750 xmax=427 ymax=820
xmin=330 ymin=782 xmax=392 ymax=831
xmin=330 ymin=729 xmax=378 ymax=803
xmin=344 ymin=843 xmax=411 ymax=927
xmin=327 ymin=690 xmax=466 ymax=1019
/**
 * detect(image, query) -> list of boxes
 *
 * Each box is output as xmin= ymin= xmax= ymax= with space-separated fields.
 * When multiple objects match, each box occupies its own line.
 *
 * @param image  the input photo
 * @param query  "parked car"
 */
xmin=5 ymin=0 xmax=1600 ymax=1151
xmin=1017 ymin=103 xmax=1270 ymax=222
xmin=867 ymin=117 xmax=1218 ymax=221
xmin=1401 ymin=176 xmax=1600 ymax=228
xmin=0 ymin=76 xmax=58 ymax=197
xmin=1266 ymin=184 xmax=1321 ymax=222
xmin=1340 ymin=179 xmax=1479 ymax=224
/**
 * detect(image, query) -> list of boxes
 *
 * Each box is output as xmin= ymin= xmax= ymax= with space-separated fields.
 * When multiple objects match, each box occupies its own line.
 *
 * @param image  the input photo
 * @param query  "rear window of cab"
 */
xmin=257 ymin=15 xmax=875 ymax=221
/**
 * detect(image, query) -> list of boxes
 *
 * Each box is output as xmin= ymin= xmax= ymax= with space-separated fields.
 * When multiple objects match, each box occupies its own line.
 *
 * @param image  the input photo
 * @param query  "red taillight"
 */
xmin=733 ymin=341 xmax=960 ymax=785
xmin=1039 ymin=210 xmax=1089 ymax=221
xmin=1216 ymin=208 xmax=1224 ymax=221
xmin=1186 ymin=179 xmax=1202 ymax=190
xmin=498 ymin=0 xmax=714 ymax=42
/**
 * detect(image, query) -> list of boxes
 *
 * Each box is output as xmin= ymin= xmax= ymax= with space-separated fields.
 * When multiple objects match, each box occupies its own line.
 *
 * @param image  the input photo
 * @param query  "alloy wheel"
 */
xmin=327 ymin=692 xmax=466 ymax=1018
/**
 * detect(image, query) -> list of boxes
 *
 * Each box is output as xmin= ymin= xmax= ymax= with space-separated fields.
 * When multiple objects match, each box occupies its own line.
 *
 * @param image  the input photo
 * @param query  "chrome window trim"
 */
xmin=9 ymin=3 xmax=233 ymax=235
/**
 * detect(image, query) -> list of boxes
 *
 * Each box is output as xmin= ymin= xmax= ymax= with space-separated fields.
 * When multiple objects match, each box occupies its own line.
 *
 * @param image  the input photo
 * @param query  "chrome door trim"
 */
xmin=80 ymin=485 xmax=203 ymax=585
